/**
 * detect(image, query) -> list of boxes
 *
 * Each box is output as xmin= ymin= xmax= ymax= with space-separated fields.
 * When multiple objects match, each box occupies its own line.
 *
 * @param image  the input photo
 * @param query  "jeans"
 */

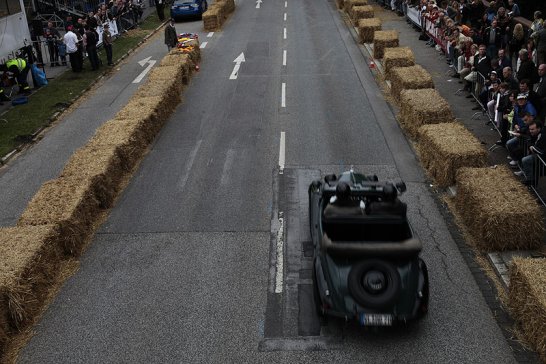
xmin=507 ymin=137 xmax=523 ymax=161
xmin=522 ymin=154 xmax=535 ymax=182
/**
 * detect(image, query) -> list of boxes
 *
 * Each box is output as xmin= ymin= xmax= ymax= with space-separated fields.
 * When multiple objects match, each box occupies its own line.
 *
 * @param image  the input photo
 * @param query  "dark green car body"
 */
xmin=308 ymin=169 xmax=429 ymax=326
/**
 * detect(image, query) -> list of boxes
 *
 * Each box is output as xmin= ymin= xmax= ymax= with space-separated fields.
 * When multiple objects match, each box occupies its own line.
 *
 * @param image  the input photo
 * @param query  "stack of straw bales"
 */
xmin=390 ymin=65 xmax=434 ymax=101
xmin=418 ymin=123 xmax=487 ymax=187
xmin=509 ymin=257 xmax=546 ymax=362
xmin=336 ymin=0 xmax=344 ymax=9
xmin=383 ymin=47 xmax=415 ymax=80
xmin=455 ymin=167 xmax=545 ymax=251
xmin=373 ymin=30 xmax=398 ymax=59
xmin=203 ymin=6 xmax=222 ymax=31
xmin=0 ymin=226 xmax=62 ymax=357
xmin=1 ymin=45 xmax=198 ymax=358
xmin=399 ymin=88 xmax=454 ymax=136
xmin=203 ymin=0 xmax=235 ymax=31
xmin=17 ymin=177 xmax=101 ymax=256
xmin=351 ymin=5 xmax=374 ymax=24
xmin=344 ymin=0 xmax=367 ymax=14
xmin=357 ymin=18 xmax=381 ymax=44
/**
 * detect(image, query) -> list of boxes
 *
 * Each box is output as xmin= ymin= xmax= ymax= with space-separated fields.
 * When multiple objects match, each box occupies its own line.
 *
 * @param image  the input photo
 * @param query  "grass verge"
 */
xmin=0 ymin=13 xmax=163 ymax=158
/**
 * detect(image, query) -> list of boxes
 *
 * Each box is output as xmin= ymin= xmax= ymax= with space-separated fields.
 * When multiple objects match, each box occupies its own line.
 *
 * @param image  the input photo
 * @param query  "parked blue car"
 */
xmin=170 ymin=0 xmax=208 ymax=21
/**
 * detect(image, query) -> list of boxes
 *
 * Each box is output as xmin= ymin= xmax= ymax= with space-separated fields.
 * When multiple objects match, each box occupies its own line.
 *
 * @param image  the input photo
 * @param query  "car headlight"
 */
xmin=191 ymin=3 xmax=199 ymax=7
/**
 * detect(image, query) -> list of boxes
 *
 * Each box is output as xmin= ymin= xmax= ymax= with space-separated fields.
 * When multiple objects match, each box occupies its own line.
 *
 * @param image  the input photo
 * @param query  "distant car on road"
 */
xmin=170 ymin=0 xmax=208 ymax=21
xmin=308 ymin=168 xmax=429 ymax=326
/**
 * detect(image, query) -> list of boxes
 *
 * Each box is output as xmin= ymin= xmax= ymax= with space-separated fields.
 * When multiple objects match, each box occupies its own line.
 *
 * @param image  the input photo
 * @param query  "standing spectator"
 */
xmin=497 ymin=48 xmax=511 ymax=70
xmin=517 ymin=49 xmax=537 ymax=86
xmin=64 ymin=25 xmax=82 ymax=72
xmin=483 ymin=1 xmax=496 ymax=26
xmin=496 ymin=83 xmax=515 ymax=145
xmin=519 ymin=79 xmax=541 ymax=114
xmin=103 ymin=23 xmax=114 ymax=66
xmin=155 ymin=0 xmax=165 ymax=21
xmin=84 ymin=25 xmax=100 ymax=71
xmin=496 ymin=7 xmax=510 ymax=47
xmin=475 ymin=44 xmax=492 ymax=78
xmin=44 ymin=22 xmax=61 ymax=67
xmin=536 ymin=64 xmax=546 ymax=110
xmin=532 ymin=26 xmax=546 ymax=66
xmin=508 ymin=23 xmax=525 ymax=65
xmin=515 ymin=121 xmax=546 ymax=186
xmin=502 ymin=66 xmax=519 ymax=90
xmin=164 ymin=18 xmax=177 ymax=51
xmin=507 ymin=0 xmax=520 ymax=18
xmin=530 ymin=11 xmax=544 ymax=38
xmin=483 ymin=20 xmax=502 ymax=58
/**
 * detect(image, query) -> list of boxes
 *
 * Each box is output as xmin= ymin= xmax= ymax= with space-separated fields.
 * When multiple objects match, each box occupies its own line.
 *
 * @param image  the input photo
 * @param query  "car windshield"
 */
xmin=173 ymin=0 xmax=196 ymax=4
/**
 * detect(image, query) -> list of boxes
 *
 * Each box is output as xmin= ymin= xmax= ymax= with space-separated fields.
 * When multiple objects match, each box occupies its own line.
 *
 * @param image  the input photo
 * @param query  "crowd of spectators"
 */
xmin=410 ymin=0 xmax=546 ymax=187
xmin=29 ymin=0 xmax=146 ymax=69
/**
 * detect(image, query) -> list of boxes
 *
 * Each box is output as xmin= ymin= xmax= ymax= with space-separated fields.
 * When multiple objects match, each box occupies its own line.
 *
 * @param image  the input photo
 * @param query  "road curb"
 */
xmin=0 ymin=19 xmax=169 ymax=166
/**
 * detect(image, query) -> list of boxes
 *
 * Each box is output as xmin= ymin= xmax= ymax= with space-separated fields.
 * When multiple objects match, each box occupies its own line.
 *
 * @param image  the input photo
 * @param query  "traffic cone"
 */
xmin=369 ymin=61 xmax=375 ymax=69
xmin=195 ymin=64 xmax=200 ymax=72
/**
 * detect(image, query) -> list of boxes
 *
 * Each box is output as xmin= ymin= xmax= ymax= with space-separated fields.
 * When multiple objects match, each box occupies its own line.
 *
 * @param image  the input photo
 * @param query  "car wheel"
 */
xmin=324 ymin=174 xmax=337 ymax=185
xmin=416 ymin=258 xmax=429 ymax=318
xmin=348 ymin=259 xmax=401 ymax=310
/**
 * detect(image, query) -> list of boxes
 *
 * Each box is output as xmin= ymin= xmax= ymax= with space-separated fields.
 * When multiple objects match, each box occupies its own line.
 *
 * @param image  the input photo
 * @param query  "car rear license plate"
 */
xmin=359 ymin=313 xmax=393 ymax=326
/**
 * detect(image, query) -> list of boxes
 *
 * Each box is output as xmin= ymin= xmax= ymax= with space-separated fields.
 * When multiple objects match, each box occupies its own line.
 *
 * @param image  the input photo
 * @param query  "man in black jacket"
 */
xmin=483 ymin=20 xmax=502 ymax=59
xmin=516 ymin=121 xmax=546 ymax=186
xmin=517 ymin=49 xmax=538 ymax=87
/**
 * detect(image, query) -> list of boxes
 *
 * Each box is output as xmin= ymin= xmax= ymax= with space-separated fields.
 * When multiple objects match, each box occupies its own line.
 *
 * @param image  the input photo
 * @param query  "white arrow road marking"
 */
xmin=200 ymin=42 xmax=208 ymax=48
xmin=207 ymin=32 xmax=214 ymax=37
xmin=229 ymin=52 xmax=245 ymax=80
xmin=283 ymin=50 xmax=287 ymax=66
xmin=132 ymin=56 xmax=157 ymax=83
xmin=256 ymin=0 xmax=262 ymax=8
xmin=281 ymin=83 xmax=286 ymax=107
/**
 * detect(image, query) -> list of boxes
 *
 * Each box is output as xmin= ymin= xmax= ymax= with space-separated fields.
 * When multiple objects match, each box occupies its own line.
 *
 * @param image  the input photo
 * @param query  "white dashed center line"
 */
xmin=200 ymin=42 xmax=208 ymax=49
xmin=207 ymin=32 xmax=214 ymax=37
xmin=283 ymin=27 xmax=287 ymax=39
xmin=284 ymin=12 xmax=286 ymax=21
xmin=284 ymin=1 xmax=287 ymax=7
xmin=279 ymin=131 xmax=285 ymax=174
xmin=281 ymin=83 xmax=286 ymax=107
xmin=283 ymin=50 xmax=287 ymax=66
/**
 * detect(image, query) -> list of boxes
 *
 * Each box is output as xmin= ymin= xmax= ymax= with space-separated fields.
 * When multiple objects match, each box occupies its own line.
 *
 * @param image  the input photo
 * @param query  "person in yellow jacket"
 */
xmin=3 ymin=58 xmax=31 ymax=95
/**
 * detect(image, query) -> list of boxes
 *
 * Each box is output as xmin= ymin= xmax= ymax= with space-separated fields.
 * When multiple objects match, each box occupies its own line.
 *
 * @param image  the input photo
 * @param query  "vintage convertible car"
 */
xmin=308 ymin=169 xmax=429 ymax=326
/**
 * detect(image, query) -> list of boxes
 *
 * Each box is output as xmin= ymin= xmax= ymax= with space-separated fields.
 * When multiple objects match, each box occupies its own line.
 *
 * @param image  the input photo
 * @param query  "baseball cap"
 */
xmin=517 ymin=94 xmax=527 ymax=100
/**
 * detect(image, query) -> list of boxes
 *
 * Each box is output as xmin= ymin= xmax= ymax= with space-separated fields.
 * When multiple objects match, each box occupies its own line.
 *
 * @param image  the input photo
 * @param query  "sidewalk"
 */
xmin=346 ymin=5 xmax=546 ymax=285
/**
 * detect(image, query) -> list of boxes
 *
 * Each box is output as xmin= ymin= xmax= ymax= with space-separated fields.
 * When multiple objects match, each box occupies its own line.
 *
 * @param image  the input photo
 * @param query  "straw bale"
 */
xmin=148 ymin=65 xmax=184 ymax=94
xmin=0 ymin=226 xmax=62 ymax=355
xmin=335 ymin=0 xmax=344 ymax=10
xmin=344 ymin=0 xmax=367 ymax=14
xmin=17 ymin=177 xmax=101 ymax=256
xmin=373 ymin=30 xmax=399 ymax=59
xmin=509 ymin=257 xmax=546 ymax=362
xmin=203 ymin=7 xmax=221 ymax=31
xmin=383 ymin=47 xmax=415 ymax=80
xmin=390 ymin=65 xmax=434 ymax=102
xmin=351 ymin=5 xmax=374 ymax=23
xmin=60 ymin=141 xmax=124 ymax=209
xmin=134 ymin=76 xmax=181 ymax=116
xmin=455 ymin=167 xmax=545 ymax=251
xmin=90 ymin=119 xmax=148 ymax=172
xmin=357 ymin=18 xmax=381 ymax=44
xmin=417 ymin=123 xmax=487 ymax=187
xmin=222 ymin=0 xmax=235 ymax=13
xmin=115 ymin=96 xmax=171 ymax=140
xmin=399 ymin=88 xmax=454 ymax=137
xmin=161 ymin=54 xmax=192 ymax=84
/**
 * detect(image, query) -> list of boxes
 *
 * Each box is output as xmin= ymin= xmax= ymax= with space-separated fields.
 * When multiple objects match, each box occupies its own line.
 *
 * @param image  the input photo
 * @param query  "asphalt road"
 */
xmin=15 ymin=0 xmax=520 ymax=362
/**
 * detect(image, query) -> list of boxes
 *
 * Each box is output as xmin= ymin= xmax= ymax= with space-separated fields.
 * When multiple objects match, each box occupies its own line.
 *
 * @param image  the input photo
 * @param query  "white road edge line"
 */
xmin=283 ymin=50 xmax=287 ymax=66
xmin=207 ymin=32 xmax=214 ymax=37
xmin=281 ymin=83 xmax=286 ymax=107
xmin=279 ymin=131 xmax=285 ymax=174
xmin=283 ymin=27 xmax=287 ymax=39
xmin=274 ymin=211 xmax=285 ymax=294
xmin=200 ymin=42 xmax=208 ymax=49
